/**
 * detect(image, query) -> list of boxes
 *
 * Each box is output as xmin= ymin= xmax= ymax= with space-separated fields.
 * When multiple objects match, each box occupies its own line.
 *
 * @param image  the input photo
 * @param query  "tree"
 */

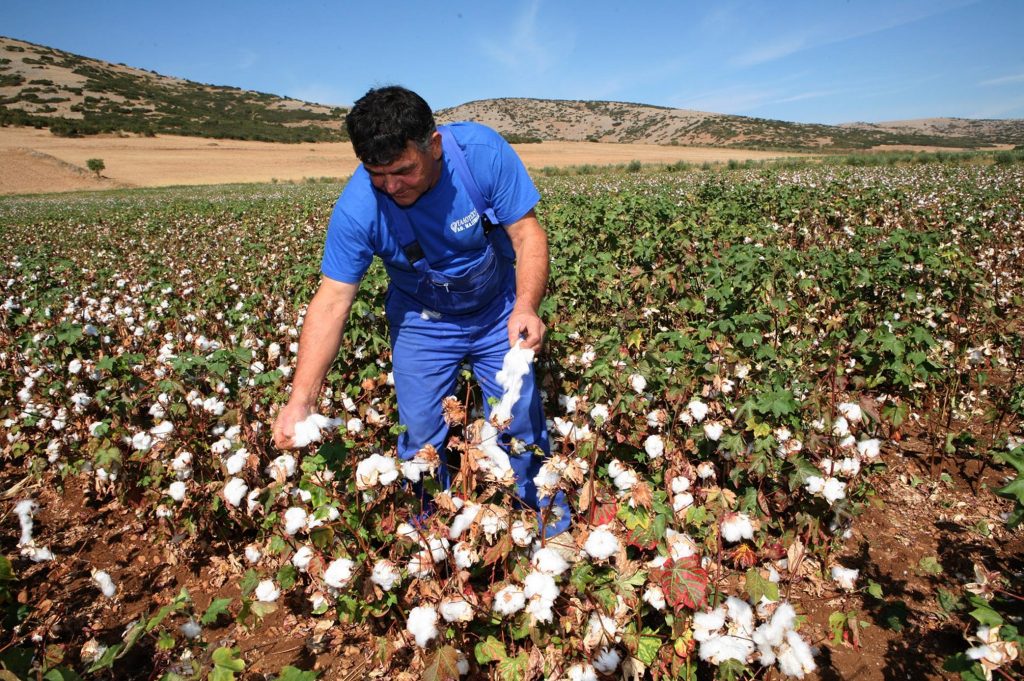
xmin=86 ymin=158 xmax=105 ymax=179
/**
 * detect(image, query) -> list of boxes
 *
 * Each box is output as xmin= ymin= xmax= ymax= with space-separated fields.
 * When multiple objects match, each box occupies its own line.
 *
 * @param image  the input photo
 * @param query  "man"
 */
xmin=272 ymin=86 xmax=568 ymax=537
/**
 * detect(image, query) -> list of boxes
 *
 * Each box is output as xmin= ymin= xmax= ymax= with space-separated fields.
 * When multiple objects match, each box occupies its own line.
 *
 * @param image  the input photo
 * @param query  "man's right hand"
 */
xmin=272 ymin=400 xmax=313 ymax=450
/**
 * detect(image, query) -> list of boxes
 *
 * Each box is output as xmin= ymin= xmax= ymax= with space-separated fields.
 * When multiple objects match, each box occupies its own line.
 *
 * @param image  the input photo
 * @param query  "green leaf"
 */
xmin=918 ymin=556 xmax=943 ymax=575
xmin=496 ymin=652 xmax=528 ymax=681
xmin=866 ymin=580 xmax=884 ymax=600
xmin=744 ymin=569 xmax=779 ymax=604
xmin=969 ymin=604 xmax=1003 ymax=627
xmin=474 ymin=636 xmax=507 ymax=664
xmin=86 ymin=643 xmax=124 ymax=672
xmin=277 ymin=563 xmax=298 ymax=590
xmin=423 ymin=646 xmax=461 ymax=681
xmin=0 ymin=556 xmax=14 ymax=582
xmin=275 ymin=666 xmax=319 ymax=681
xmin=210 ymin=647 xmax=245 ymax=681
xmin=43 ymin=668 xmax=83 ymax=681
xmin=201 ymin=598 xmax=233 ymax=625
xmin=239 ymin=569 xmax=259 ymax=596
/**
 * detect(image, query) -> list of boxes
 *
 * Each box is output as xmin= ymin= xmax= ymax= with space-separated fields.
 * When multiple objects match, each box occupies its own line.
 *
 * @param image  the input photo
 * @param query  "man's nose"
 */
xmin=383 ymin=175 xmax=401 ymax=194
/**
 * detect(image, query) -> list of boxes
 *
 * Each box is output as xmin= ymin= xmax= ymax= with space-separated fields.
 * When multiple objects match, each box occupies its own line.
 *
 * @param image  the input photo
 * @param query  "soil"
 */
xmin=2 ymin=432 xmax=1019 ymax=681
xmin=0 ymin=127 xmax=810 ymax=196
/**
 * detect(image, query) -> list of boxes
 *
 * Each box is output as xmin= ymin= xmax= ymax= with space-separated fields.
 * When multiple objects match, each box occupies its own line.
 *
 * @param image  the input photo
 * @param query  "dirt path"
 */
xmin=0 ymin=127 xmax=810 ymax=196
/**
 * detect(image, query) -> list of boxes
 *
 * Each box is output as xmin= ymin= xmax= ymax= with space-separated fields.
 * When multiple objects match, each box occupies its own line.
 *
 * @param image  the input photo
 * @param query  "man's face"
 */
xmin=364 ymin=133 xmax=442 ymax=207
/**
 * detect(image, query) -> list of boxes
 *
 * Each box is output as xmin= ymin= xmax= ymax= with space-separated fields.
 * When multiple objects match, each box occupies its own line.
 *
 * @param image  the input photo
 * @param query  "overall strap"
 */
xmin=438 ymin=125 xmax=500 ymax=230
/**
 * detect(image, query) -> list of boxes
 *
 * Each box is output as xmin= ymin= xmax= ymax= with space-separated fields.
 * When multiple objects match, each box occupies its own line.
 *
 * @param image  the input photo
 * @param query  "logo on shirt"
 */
xmin=449 ymin=209 xmax=480 ymax=234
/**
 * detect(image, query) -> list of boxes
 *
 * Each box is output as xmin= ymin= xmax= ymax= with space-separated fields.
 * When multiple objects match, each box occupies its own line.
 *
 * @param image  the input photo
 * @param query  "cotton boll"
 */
xmin=254 ymin=579 xmax=280 ymax=602
xmin=593 ymin=647 xmax=621 ymax=674
xmin=777 ymin=630 xmax=817 ymax=677
xmin=693 ymin=608 xmax=727 ymax=641
xmin=511 ymin=520 xmax=536 ymax=547
xmin=822 ymin=477 xmax=846 ymax=505
xmin=14 ymin=499 xmax=37 ymax=546
xmin=688 ymin=399 xmax=709 ymax=422
xmin=837 ymin=402 xmax=863 ymax=423
xmin=440 ymin=597 xmax=474 ymax=623
xmin=346 ymin=417 xmax=363 ymax=434
xmin=244 ymin=544 xmax=262 ymax=564
xmin=283 ymin=507 xmax=308 ymax=535
xmin=265 ymin=453 xmax=296 ymax=480
xmin=857 ymin=438 xmax=881 ymax=460
xmin=584 ymin=612 xmax=619 ymax=650
xmin=492 ymin=585 xmax=526 ymax=616
xmin=803 ymin=475 xmax=825 ymax=495
xmin=643 ymin=585 xmax=666 ymax=610
xmin=371 ymin=559 xmax=401 ymax=591
xmin=323 ymin=557 xmax=354 ymax=589
xmin=224 ymin=449 xmax=248 ymax=475
xmin=629 ymin=373 xmax=647 ymax=394
xmin=222 ymin=478 xmax=248 ymax=507
xmin=448 ymin=503 xmax=481 ymax=540
xmin=453 ymin=542 xmax=479 ymax=569
xmin=644 ymin=434 xmax=664 ymax=459
xmin=831 ymin=566 xmax=859 ymax=590
xmin=567 ymin=663 xmax=598 ymax=681
xmin=559 ymin=394 xmax=578 ymax=414
xmin=720 ymin=513 xmax=755 ymax=543
xmin=180 ymin=619 xmax=202 ymax=639
xmin=167 ymin=481 xmax=187 ymax=502
xmin=832 ymin=416 xmax=850 ymax=437
xmin=407 ymin=605 xmax=439 ymax=648
xmin=532 ymin=547 xmax=570 ymax=576
xmin=292 ymin=546 xmax=314 ymax=572
xmin=150 ymin=420 xmax=174 ymax=441
xmin=583 ymin=528 xmax=619 ymax=560
xmin=92 ymin=570 xmax=117 ymax=598
xmin=23 ymin=546 xmax=54 ymax=562
xmin=131 ymin=431 xmax=153 ymax=452
xmin=703 ymin=421 xmax=724 ymax=441
xmin=589 ymin=403 xmax=609 ymax=423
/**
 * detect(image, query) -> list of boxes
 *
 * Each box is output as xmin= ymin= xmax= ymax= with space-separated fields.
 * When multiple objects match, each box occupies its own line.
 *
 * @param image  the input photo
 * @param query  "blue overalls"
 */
xmin=379 ymin=126 xmax=570 ymax=537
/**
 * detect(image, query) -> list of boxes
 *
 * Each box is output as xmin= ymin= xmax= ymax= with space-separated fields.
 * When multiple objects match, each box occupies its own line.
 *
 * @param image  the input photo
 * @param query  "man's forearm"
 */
xmin=288 ymin=279 xmax=358 ymax=407
xmin=508 ymin=214 xmax=549 ymax=313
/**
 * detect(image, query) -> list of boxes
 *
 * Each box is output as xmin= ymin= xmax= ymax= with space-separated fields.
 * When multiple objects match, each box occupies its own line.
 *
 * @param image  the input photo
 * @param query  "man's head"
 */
xmin=347 ymin=86 xmax=442 ymax=206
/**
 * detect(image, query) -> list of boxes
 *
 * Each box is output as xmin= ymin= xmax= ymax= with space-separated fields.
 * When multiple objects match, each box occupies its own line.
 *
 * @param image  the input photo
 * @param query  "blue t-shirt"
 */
xmin=321 ymin=122 xmax=540 ymax=298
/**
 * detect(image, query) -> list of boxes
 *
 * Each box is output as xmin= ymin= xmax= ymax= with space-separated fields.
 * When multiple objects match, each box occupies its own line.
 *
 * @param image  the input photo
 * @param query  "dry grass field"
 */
xmin=0 ymin=127 xmax=810 ymax=196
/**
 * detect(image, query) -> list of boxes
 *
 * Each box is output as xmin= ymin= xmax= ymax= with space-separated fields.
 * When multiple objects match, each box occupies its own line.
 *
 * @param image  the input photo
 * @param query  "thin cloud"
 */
xmin=979 ymin=72 xmax=1024 ymax=87
xmin=477 ymin=0 xmax=572 ymax=74
xmin=730 ymin=0 xmax=980 ymax=68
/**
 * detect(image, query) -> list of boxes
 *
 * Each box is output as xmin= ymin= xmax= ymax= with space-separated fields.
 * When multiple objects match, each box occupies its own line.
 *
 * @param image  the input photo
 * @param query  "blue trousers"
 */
xmin=386 ymin=284 xmax=570 ymax=536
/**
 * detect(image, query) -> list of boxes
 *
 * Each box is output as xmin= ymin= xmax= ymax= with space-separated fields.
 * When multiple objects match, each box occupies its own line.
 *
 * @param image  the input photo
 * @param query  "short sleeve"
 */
xmin=321 ymin=202 xmax=374 ymax=284
xmin=458 ymin=124 xmax=540 ymax=226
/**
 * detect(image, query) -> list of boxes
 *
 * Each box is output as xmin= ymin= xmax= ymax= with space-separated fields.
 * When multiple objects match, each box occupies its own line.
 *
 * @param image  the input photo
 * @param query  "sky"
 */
xmin=2 ymin=0 xmax=1023 ymax=124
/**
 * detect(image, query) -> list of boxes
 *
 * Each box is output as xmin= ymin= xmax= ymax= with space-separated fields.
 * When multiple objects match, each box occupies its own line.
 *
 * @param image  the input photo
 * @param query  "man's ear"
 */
xmin=429 ymin=131 xmax=443 ymax=160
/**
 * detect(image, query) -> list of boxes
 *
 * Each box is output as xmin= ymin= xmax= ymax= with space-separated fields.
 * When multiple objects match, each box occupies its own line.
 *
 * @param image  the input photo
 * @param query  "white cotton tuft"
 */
xmin=532 ymin=547 xmax=570 ymax=576
xmin=292 ymin=546 xmax=314 ymax=572
xmin=703 ymin=421 xmax=724 ymax=441
xmin=720 ymin=513 xmax=754 ymax=543
xmin=254 ymin=579 xmax=280 ymax=602
xmin=439 ymin=597 xmax=474 ymax=623
xmin=583 ymin=527 xmax=619 ymax=560
xmin=831 ymin=565 xmax=859 ymax=590
xmin=629 ymin=373 xmax=647 ymax=394
xmin=406 ymin=605 xmax=439 ymax=648
xmin=92 ymin=570 xmax=117 ymax=598
xmin=567 ymin=663 xmax=598 ymax=681
xmin=584 ymin=612 xmax=619 ymax=650
xmin=593 ymin=647 xmax=621 ymax=674
xmin=292 ymin=413 xmax=341 ymax=448
xmin=688 ymin=399 xmax=709 ymax=422
xmin=857 ymin=438 xmax=881 ymax=460
xmin=492 ymin=585 xmax=526 ymax=616
xmin=323 ymin=557 xmax=354 ymax=589
xmin=448 ymin=502 xmax=481 ymax=539
xmin=371 ymin=559 xmax=401 ymax=591
xmin=14 ymin=499 xmax=37 ymax=546
xmin=355 ymin=453 xmax=400 ymax=489
xmin=589 ymin=403 xmax=609 ymax=423
xmin=167 ymin=481 xmax=187 ymax=502
xmin=644 ymin=434 xmax=665 ymax=459
xmin=222 ymin=478 xmax=248 ymax=507
xmin=179 ymin=619 xmax=202 ymax=639
xmin=244 ymin=544 xmax=261 ymax=564
xmin=822 ymin=477 xmax=846 ymax=505
xmin=837 ymin=402 xmax=863 ymax=423
xmin=265 ymin=453 xmax=296 ymax=480
xmin=643 ymin=585 xmax=666 ymax=610
xmin=777 ymin=630 xmax=817 ymax=677
xmin=283 ymin=506 xmax=308 ymax=535
xmin=510 ymin=519 xmax=536 ymax=547
xmin=493 ymin=342 xmax=534 ymax=423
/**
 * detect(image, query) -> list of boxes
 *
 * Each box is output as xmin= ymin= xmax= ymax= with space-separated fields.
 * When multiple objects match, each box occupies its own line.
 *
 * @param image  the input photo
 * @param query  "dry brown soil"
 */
xmin=0 ymin=127 xmax=808 ymax=196
xmin=2 ymin=435 xmax=1019 ymax=681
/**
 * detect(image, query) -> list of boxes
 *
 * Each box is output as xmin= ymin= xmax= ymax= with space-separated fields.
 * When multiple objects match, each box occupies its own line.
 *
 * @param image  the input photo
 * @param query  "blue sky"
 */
xmin=2 ymin=0 xmax=1022 ymax=123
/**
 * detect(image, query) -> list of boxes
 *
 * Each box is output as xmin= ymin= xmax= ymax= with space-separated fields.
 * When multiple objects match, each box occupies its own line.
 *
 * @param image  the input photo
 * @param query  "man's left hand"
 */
xmin=508 ymin=307 xmax=546 ymax=351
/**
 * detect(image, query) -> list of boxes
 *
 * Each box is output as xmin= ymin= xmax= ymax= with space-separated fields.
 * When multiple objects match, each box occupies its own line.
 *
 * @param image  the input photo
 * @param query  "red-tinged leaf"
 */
xmin=589 ymin=498 xmax=618 ymax=526
xmin=496 ymin=652 xmax=529 ymax=681
xmin=423 ymin=645 xmax=460 ymax=681
xmin=624 ymin=525 xmax=659 ymax=551
xmin=728 ymin=544 xmax=758 ymax=569
xmin=650 ymin=558 xmax=708 ymax=611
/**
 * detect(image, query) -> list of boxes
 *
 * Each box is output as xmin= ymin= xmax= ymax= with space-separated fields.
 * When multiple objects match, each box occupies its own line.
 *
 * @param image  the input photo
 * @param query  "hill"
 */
xmin=437 ymin=98 xmax=1024 ymax=150
xmin=3 ymin=35 xmax=1022 ymax=150
xmin=0 ymin=36 xmax=347 ymax=142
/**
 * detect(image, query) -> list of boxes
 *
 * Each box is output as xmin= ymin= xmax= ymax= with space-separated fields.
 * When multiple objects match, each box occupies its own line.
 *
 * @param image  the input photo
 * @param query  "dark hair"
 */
xmin=346 ymin=86 xmax=436 ymax=165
